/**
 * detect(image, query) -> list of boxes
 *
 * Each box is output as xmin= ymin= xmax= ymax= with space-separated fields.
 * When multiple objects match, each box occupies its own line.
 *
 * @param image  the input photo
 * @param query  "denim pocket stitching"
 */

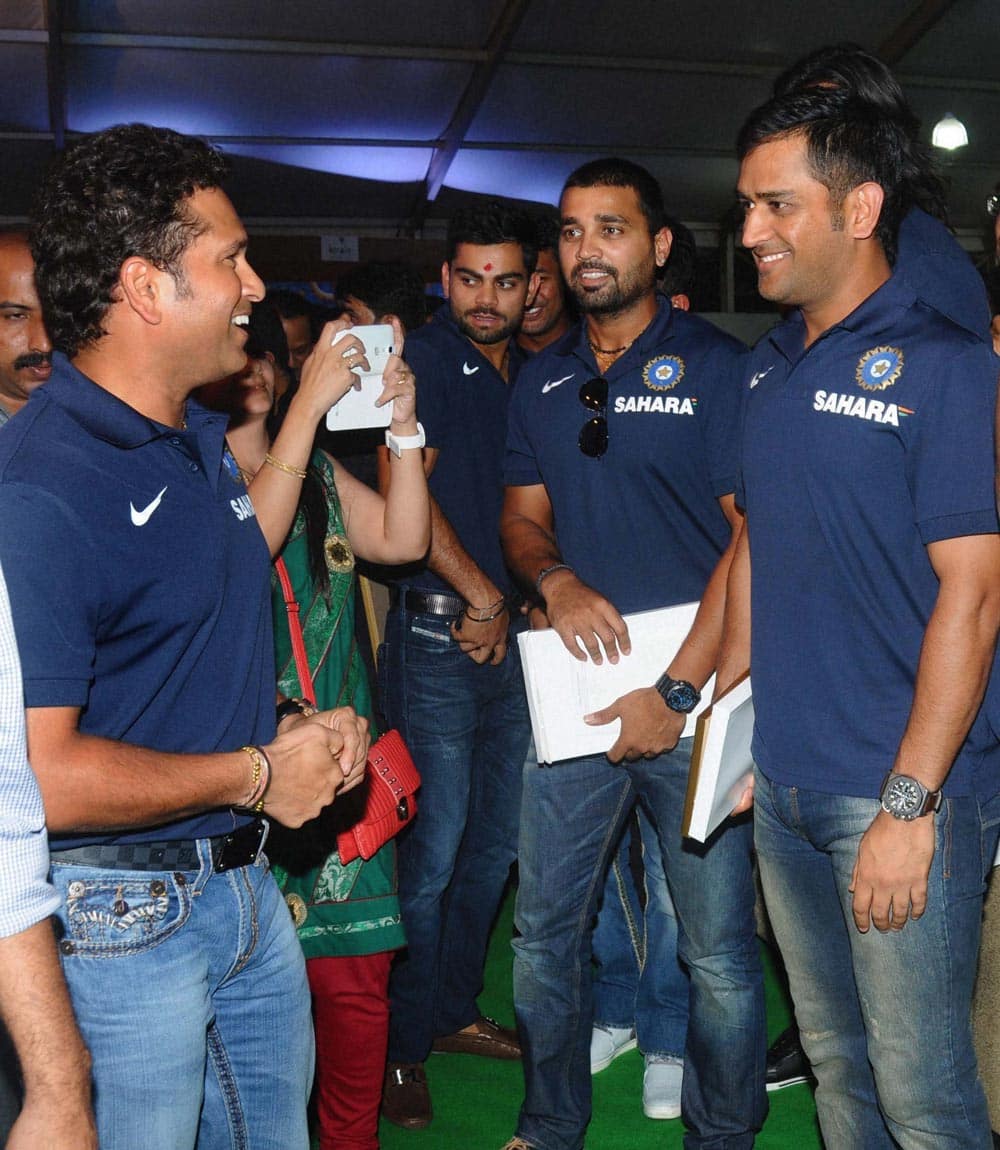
xmin=56 ymin=870 xmax=193 ymax=957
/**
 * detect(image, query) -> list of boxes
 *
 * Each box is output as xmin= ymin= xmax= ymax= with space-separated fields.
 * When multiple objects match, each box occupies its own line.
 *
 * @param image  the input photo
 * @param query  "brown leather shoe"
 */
xmin=431 ymin=1015 xmax=522 ymax=1059
xmin=381 ymin=1061 xmax=432 ymax=1129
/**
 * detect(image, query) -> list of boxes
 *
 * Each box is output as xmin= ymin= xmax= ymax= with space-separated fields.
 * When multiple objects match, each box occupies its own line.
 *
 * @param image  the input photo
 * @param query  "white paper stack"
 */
xmin=683 ymin=672 xmax=754 ymax=843
xmin=517 ymin=602 xmax=713 ymax=764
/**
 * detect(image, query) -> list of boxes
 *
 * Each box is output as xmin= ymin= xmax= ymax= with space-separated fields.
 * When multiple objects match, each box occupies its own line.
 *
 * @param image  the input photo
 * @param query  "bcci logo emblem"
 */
xmin=643 ymin=354 xmax=685 ymax=391
xmin=856 ymin=346 xmax=904 ymax=392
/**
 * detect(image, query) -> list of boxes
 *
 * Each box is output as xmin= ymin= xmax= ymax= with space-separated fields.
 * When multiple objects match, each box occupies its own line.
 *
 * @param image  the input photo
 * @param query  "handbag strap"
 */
xmin=274 ymin=557 xmax=316 ymax=703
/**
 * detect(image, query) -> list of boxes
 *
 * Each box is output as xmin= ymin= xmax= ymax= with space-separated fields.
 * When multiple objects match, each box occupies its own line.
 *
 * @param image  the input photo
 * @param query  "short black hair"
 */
xmin=267 ymin=288 xmax=314 ymax=322
xmin=534 ymin=211 xmax=561 ymax=254
xmin=246 ymin=302 xmax=290 ymax=368
xmin=769 ymin=42 xmax=947 ymax=225
xmin=336 ymin=261 xmax=427 ymax=333
xmin=659 ymin=216 xmax=697 ymax=298
xmin=30 ymin=123 xmax=228 ymax=358
xmin=737 ymin=85 xmax=916 ymax=264
xmin=562 ymin=157 xmax=667 ymax=235
xmin=445 ymin=201 xmax=538 ymax=274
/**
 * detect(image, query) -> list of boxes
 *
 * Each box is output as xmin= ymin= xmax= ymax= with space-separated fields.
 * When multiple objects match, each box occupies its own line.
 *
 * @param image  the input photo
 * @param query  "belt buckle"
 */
xmin=214 ymin=819 xmax=268 ymax=873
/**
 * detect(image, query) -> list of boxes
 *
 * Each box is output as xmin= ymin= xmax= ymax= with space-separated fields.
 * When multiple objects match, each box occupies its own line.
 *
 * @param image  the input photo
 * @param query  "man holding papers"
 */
xmin=721 ymin=62 xmax=1000 ymax=1148
xmin=499 ymin=158 xmax=766 ymax=1150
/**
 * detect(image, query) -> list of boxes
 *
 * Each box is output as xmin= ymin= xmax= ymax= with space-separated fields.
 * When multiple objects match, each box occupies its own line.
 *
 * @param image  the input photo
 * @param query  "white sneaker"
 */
xmin=642 ymin=1054 xmax=683 ymax=1119
xmin=590 ymin=1024 xmax=637 ymax=1073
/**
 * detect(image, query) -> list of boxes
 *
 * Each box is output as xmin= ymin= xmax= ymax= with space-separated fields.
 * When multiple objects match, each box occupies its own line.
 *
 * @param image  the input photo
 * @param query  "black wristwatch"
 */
xmin=275 ymin=697 xmax=317 ymax=727
xmin=654 ymin=672 xmax=701 ymax=714
xmin=879 ymin=772 xmax=943 ymax=820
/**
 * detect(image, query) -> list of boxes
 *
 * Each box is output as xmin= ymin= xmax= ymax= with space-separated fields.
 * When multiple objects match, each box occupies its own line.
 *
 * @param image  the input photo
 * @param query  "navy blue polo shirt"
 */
xmin=405 ymin=307 xmax=525 ymax=597
xmin=738 ymin=275 xmax=1000 ymax=799
xmin=0 ymin=355 xmax=275 ymax=847
xmin=895 ymin=207 xmax=991 ymax=342
xmin=506 ymin=296 xmax=746 ymax=614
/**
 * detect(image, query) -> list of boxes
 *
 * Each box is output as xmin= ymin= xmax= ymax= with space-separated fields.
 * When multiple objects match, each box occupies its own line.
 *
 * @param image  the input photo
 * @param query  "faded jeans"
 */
xmin=49 ymin=840 xmax=313 ymax=1150
xmin=754 ymin=766 xmax=1000 ymax=1150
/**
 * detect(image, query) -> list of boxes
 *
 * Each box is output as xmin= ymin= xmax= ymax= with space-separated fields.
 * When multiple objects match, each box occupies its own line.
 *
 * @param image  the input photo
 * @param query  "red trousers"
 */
xmin=306 ymin=951 xmax=394 ymax=1150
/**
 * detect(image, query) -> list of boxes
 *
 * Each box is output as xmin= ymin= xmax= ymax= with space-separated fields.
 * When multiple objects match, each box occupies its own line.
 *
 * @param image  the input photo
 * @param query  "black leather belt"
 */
xmin=402 ymin=589 xmax=466 ymax=617
xmin=50 ymin=818 xmax=268 ymax=874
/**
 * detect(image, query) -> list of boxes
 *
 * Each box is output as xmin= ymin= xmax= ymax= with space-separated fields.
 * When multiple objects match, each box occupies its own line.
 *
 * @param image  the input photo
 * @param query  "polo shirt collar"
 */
xmin=41 ymin=353 xmax=229 ymax=452
xmin=430 ymin=303 xmax=526 ymax=377
xmin=768 ymin=274 xmax=918 ymax=365
xmin=555 ymin=291 xmax=677 ymax=366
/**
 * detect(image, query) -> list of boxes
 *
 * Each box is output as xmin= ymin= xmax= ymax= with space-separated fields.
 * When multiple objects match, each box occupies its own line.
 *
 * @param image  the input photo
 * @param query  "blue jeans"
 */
xmin=514 ymin=739 xmax=766 ymax=1150
xmin=754 ymin=767 xmax=1000 ymax=1150
xmin=592 ymin=803 xmax=689 ymax=1059
xmin=381 ymin=602 xmax=530 ymax=1063
xmin=49 ymin=838 xmax=313 ymax=1150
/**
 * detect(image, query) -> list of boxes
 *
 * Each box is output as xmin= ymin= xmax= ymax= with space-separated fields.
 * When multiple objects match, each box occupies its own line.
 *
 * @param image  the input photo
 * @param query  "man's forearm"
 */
xmin=0 ymin=918 xmax=91 ymax=1106
xmin=499 ymin=507 xmax=561 ymax=598
xmin=27 ymin=718 xmax=251 ymax=834
xmin=714 ymin=520 xmax=752 ymax=698
xmin=892 ymin=579 xmax=1000 ymax=790
xmin=427 ymin=498 xmax=501 ymax=606
xmin=668 ymin=502 xmax=744 ymax=691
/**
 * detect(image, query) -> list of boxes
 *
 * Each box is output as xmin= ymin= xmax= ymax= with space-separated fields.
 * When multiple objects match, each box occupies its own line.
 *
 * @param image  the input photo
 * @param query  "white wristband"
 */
xmin=385 ymin=421 xmax=426 ymax=458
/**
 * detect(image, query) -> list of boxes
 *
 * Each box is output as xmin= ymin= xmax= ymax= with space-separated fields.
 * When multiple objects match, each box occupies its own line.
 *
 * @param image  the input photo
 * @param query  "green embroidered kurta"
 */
xmin=268 ymin=452 xmax=405 ymax=960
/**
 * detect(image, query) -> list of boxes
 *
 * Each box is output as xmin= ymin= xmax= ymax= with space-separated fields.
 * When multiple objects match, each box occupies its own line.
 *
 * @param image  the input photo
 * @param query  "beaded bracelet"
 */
xmin=535 ymin=563 xmax=573 ymax=595
xmin=264 ymin=453 xmax=308 ymax=480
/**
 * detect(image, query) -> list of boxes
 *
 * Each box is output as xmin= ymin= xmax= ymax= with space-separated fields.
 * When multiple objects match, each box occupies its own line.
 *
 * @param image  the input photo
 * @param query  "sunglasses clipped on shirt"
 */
xmin=578 ymin=377 xmax=609 ymax=459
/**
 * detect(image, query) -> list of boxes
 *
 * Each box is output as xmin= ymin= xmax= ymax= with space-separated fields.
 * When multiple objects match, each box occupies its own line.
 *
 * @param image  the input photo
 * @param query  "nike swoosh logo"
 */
xmin=749 ymin=366 xmax=775 ymax=389
xmin=130 ymin=486 xmax=168 ymax=527
xmin=462 ymin=362 xmax=480 ymax=376
xmin=542 ymin=374 xmax=575 ymax=394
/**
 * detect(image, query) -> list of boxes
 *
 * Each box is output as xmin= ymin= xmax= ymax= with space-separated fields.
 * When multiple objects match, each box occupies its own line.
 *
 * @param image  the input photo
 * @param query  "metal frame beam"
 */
xmin=406 ymin=0 xmax=531 ymax=231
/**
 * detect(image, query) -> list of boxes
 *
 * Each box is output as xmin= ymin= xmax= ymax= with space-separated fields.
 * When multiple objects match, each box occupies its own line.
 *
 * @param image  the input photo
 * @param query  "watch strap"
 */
xmin=385 ymin=421 xmax=426 ymax=458
xmin=654 ymin=672 xmax=701 ymax=713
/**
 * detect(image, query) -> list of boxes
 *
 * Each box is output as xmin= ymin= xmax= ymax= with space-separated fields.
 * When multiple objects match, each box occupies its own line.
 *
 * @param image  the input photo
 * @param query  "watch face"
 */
xmin=884 ymin=775 xmax=923 ymax=817
xmin=666 ymin=683 xmax=699 ymax=713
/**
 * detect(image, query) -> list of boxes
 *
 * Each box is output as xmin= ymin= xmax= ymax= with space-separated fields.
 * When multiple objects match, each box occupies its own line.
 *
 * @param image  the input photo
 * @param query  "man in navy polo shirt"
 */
xmin=0 ymin=124 xmax=368 ymax=1150
xmin=722 ymin=77 xmax=1000 ymax=1148
xmin=379 ymin=203 xmax=537 ymax=1130
xmin=499 ymin=158 xmax=765 ymax=1150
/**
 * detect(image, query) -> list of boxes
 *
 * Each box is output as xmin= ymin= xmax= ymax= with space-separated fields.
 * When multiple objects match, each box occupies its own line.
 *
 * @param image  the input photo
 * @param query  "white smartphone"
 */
xmin=326 ymin=324 xmax=395 ymax=431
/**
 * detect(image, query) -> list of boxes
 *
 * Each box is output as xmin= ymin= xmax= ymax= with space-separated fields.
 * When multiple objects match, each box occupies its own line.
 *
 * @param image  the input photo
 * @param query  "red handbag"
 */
xmin=274 ymin=557 xmax=420 ymax=862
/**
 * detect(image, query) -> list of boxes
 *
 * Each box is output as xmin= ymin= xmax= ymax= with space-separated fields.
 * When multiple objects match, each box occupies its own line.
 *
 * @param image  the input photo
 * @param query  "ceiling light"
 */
xmin=932 ymin=113 xmax=968 ymax=150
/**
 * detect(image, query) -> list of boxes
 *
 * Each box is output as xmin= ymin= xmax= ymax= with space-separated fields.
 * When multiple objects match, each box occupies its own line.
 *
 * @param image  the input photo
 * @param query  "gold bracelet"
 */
xmin=239 ymin=745 xmax=268 ymax=810
xmin=263 ymin=453 xmax=307 ymax=480
xmin=253 ymin=746 xmax=273 ymax=813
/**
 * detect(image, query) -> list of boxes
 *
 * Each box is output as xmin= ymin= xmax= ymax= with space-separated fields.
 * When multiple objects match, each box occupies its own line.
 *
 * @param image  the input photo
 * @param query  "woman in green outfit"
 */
xmin=202 ymin=307 xmax=429 ymax=1150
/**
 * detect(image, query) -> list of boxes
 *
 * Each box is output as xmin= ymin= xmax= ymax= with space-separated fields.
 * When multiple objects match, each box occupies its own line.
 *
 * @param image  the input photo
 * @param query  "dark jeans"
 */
xmin=514 ymin=740 xmax=766 ymax=1150
xmin=381 ymin=602 xmax=530 ymax=1064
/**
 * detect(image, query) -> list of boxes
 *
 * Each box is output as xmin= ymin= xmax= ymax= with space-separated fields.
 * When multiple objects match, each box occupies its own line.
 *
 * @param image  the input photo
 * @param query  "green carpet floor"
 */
xmin=379 ymin=886 xmax=822 ymax=1149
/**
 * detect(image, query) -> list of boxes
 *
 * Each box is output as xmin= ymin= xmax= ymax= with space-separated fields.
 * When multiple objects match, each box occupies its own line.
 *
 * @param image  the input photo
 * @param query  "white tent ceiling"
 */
xmin=1 ymin=1 xmax=998 ymax=247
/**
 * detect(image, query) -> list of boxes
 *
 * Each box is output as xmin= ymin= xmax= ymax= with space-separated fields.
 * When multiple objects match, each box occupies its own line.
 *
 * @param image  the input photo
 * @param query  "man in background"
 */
xmin=379 ymin=202 xmax=538 ymax=1131
xmin=517 ymin=213 xmax=572 ymax=355
xmin=0 ymin=234 xmax=51 ymax=426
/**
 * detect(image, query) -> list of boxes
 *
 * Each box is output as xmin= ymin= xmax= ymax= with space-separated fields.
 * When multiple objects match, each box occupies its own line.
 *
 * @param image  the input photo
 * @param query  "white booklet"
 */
xmin=683 ymin=671 xmax=754 ymax=843
xmin=517 ymin=602 xmax=713 ymax=764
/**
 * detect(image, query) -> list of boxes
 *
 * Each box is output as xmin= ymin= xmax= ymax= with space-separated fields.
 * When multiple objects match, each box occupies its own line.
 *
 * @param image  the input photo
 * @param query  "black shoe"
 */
xmin=381 ymin=1062 xmax=432 ymax=1129
xmin=765 ymin=1025 xmax=812 ymax=1092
